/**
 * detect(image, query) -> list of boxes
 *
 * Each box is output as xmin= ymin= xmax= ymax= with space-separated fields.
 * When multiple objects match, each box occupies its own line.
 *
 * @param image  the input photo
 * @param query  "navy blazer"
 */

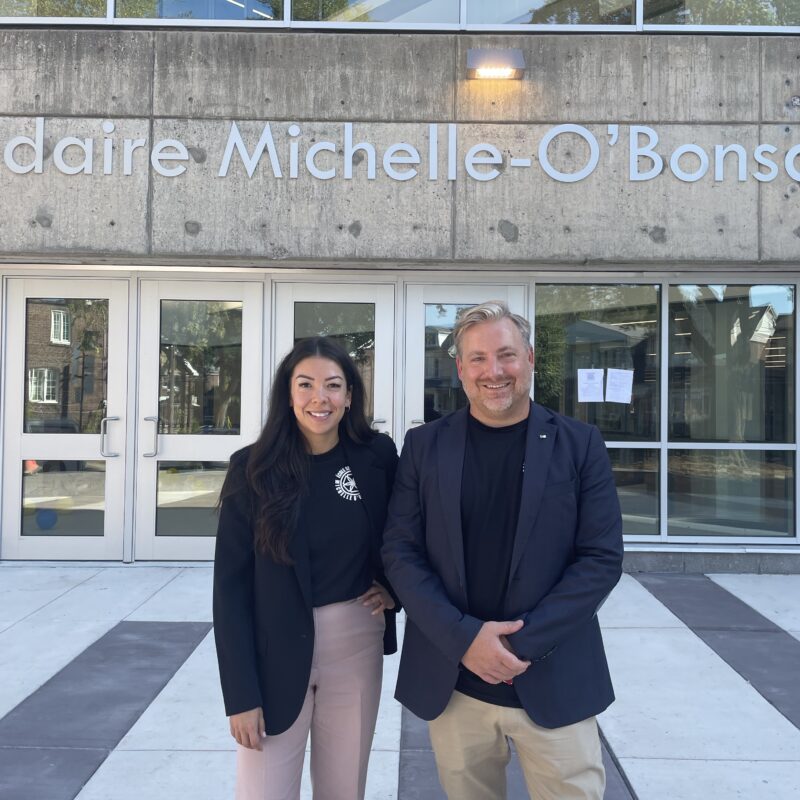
xmin=213 ymin=432 xmax=399 ymax=735
xmin=382 ymin=404 xmax=623 ymax=729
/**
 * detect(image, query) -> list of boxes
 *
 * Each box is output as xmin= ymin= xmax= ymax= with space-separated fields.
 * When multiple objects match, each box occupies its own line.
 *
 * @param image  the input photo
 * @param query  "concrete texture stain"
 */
xmin=648 ymin=226 xmax=667 ymax=244
xmin=348 ymin=221 xmax=362 ymax=238
xmin=498 ymin=220 xmax=519 ymax=243
xmin=184 ymin=221 xmax=201 ymax=236
xmin=187 ymin=147 xmax=207 ymax=164
xmin=793 ymin=226 xmax=800 ymax=239
xmin=34 ymin=210 xmax=52 ymax=228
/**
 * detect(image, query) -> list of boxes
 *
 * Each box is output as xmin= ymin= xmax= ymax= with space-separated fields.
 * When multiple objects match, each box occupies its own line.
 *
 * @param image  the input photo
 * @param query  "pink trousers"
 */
xmin=235 ymin=598 xmax=385 ymax=800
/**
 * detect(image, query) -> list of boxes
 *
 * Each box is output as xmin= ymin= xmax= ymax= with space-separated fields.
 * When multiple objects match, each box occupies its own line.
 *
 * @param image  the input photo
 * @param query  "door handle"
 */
xmin=143 ymin=416 xmax=159 ymax=457
xmin=100 ymin=416 xmax=120 ymax=457
xmin=372 ymin=418 xmax=387 ymax=429
xmin=410 ymin=419 xmax=425 ymax=426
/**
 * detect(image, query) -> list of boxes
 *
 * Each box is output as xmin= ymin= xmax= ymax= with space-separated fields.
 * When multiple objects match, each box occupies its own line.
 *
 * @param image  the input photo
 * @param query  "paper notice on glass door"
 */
xmin=577 ymin=369 xmax=605 ymax=403
xmin=606 ymin=368 xmax=634 ymax=404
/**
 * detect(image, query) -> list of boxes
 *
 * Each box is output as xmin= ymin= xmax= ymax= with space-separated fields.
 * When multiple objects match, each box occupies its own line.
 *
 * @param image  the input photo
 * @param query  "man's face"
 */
xmin=456 ymin=318 xmax=534 ymax=427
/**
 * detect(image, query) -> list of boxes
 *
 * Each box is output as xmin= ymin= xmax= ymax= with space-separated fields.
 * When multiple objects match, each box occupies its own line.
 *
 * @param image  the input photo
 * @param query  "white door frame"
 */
xmin=1 ymin=278 xmax=129 ymax=560
xmin=133 ymin=280 xmax=264 ymax=560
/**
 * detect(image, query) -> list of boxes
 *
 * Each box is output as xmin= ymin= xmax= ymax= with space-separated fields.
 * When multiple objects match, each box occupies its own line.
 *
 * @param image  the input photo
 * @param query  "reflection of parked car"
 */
xmin=24 ymin=418 xmax=85 ymax=471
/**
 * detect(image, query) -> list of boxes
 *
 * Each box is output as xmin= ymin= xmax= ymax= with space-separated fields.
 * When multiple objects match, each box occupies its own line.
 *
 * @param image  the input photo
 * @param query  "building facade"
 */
xmin=1 ymin=2 xmax=799 ymax=568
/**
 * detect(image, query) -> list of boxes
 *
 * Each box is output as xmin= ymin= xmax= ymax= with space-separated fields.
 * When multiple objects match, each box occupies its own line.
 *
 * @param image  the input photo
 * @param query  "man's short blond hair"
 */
xmin=452 ymin=300 xmax=532 ymax=358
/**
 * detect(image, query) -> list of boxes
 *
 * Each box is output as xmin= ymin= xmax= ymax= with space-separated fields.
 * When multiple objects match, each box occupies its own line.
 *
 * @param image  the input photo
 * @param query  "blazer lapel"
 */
xmin=438 ymin=408 xmax=469 ymax=598
xmin=508 ymin=404 xmax=557 ymax=580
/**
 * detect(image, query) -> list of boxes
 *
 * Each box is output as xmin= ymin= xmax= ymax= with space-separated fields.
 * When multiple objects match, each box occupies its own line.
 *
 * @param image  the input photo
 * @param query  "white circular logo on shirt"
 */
xmin=334 ymin=466 xmax=361 ymax=501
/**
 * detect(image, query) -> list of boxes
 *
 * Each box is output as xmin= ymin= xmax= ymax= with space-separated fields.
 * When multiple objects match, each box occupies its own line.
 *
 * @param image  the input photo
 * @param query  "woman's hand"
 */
xmin=229 ymin=707 xmax=265 ymax=750
xmin=359 ymin=580 xmax=396 ymax=615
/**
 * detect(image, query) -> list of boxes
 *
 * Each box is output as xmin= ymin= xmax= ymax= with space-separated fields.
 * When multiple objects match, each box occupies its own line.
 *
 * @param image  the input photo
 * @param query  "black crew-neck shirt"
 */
xmin=295 ymin=443 xmax=372 ymax=608
xmin=456 ymin=413 xmax=528 ymax=708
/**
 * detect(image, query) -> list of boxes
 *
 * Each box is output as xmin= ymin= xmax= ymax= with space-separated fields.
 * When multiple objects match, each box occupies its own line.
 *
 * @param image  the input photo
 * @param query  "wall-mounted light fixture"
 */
xmin=466 ymin=48 xmax=526 ymax=80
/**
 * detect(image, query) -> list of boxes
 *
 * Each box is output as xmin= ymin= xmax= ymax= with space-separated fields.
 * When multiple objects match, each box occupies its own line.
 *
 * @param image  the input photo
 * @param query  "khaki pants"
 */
xmin=428 ymin=691 xmax=605 ymax=800
xmin=235 ymin=598 xmax=385 ymax=800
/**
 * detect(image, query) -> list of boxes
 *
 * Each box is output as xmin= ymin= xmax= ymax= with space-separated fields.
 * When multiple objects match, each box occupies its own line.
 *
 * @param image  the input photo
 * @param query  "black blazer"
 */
xmin=213 ymin=432 xmax=399 ymax=735
xmin=382 ymin=404 xmax=623 ymax=729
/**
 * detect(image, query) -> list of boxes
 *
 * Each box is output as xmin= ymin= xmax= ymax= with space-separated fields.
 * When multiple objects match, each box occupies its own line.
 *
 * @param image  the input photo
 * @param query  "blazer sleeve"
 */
xmin=382 ymin=429 xmax=483 ymax=666
xmin=212 ymin=467 xmax=263 ymax=717
xmin=506 ymin=425 xmax=623 ymax=662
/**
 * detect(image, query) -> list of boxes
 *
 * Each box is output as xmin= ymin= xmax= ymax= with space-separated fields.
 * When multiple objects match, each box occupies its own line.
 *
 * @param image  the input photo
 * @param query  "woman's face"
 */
xmin=289 ymin=356 xmax=352 ymax=454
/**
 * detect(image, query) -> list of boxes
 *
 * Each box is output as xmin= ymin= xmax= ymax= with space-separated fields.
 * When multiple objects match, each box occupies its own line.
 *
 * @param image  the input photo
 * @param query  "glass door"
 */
xmin=1 ymin=279 xmax=129 ymax=560
xmin=134 ymin=281 xmax=264 ymax=560
xmin=404 ymin=285 xmax=528 ymax=434
xmin=273 ymin=283 xmax=395 ymax=436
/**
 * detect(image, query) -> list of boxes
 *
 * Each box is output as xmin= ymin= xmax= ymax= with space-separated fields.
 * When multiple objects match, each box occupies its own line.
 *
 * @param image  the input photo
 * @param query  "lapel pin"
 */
xmin=539 ymin=433 xmax=547 ymax=439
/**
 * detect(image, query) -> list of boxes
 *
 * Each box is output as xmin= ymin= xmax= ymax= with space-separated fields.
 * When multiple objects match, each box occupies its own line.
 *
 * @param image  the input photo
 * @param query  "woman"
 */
xmin=213 ymin=337 xmax=399 ymax=800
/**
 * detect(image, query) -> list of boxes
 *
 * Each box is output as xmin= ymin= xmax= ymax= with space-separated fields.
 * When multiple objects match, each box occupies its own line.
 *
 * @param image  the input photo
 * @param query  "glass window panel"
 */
xmin=159 ymin=300 xmax=243 ymax=435
xmin=116 ymin=0 xmax=282 ymax=19
xmin=668 ymin=285 xmax=794 ymax=443
xmin=424 ymin=303 xmax=471 ymax=422
xmin=25 ymin=299 xmax=109 ymax=435
xmin=608 ymin=448 xmax=659 ymax=535
xmin=21 ymin=460 xmax=105 ymax=537
xmin=644 ymin=1 xmax=799 ymax=26
xmin=467 ymin=0 xmax=633 ymax=24
xmin=534 ymin=285 xmax=660 ymax=441
xmin=293 ymin=301 xmax=376 ymax=421
xmin=668 ymin=450 xmax=794 ymax=537
xmin=292 ymin=0 xmax=459 ymax=23
xmin=0 ymin=0 xmax=105 ymax=16
xmin=156 ymin=461 xmax=227 ymax=537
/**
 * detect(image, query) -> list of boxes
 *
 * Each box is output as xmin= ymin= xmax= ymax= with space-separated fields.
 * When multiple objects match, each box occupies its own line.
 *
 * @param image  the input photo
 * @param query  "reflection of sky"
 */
xmin=425 ymin=303 xmax=473 ymax=328
xmin=677 ymin=285 xmax=794 ymax=317
xmin=751 ymin=285 xmax=794 ymax=315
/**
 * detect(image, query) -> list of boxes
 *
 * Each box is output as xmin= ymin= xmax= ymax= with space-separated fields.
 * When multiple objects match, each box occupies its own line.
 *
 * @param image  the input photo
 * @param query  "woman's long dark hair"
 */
xmin=222 ymin=337 xmax=376 ymax=563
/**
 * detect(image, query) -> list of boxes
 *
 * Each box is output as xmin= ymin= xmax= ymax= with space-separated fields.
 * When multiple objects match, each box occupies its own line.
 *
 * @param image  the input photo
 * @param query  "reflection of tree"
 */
xmin=160 ymin=302 xmax=242 ymax=434
xmin=643 ymin=0 xmax=796 ymax=25
xmin=1 ymin=0 xmax=105 ymax=14
xmin=534 ymin=285 xmax=659 ymax=441
xmin=68 ymin=299 xmax=109 ymax=434
xmin=292 ymin=0 xmax=353 ymax=20
xmin=670 ymin=286 xmax=791 ymax=450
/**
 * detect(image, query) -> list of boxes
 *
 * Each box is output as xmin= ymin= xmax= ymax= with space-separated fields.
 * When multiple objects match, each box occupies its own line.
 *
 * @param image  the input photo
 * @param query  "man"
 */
xmin=382 ymin=300 xmax=623 ymax=800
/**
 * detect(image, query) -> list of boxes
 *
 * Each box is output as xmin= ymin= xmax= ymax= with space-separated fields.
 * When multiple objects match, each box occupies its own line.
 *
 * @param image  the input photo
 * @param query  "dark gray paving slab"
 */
xmin=399 ymin=707 xmax=634 ymax=799
xmin=0 ymin=621 xmax=211 ymax=800
xmin=0 ymin=747 xmax=106 ymax=800
xmin=636 ymin=573 xmax=782 ymax=631
xmin=636 ymin=573 xmax=800 ymax=729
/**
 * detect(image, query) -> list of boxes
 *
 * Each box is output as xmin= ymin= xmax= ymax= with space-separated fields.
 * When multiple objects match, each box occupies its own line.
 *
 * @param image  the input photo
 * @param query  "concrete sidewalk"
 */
xmin=0 ymin=565 xmax=798 ymax=800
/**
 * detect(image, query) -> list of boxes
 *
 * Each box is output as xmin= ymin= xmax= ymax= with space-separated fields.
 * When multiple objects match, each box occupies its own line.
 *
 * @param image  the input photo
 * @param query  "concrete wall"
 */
xmin=0 ymin=29 xmax=798 ymax=267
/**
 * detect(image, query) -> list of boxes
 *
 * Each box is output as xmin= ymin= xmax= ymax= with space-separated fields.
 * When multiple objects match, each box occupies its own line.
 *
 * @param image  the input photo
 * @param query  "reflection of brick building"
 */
xmin=25 ymin=299 xmax=108 ymax=434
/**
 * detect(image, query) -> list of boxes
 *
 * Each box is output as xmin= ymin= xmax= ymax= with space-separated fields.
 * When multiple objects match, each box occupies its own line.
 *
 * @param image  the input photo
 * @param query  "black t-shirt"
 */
xmin=296 ymin=443 xmax=372 ymax=608
xmin=455 ymin=413 xmax=527 ymax=708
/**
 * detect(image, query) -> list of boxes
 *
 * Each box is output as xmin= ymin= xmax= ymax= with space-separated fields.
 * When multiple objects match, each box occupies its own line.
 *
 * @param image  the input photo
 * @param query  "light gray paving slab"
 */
xmin=599 ymin=573 xmax=685 ymax=629
xmin=0 ymin=566 xmax=100 ymax=631
xmin=75 ymin=750 xmax=236 ymax=800
xmin=709 ymin=574 xmax=800 ymax=640
xmin=618 ymin=757 xmax=800 ymax=800
xmin=127 ymin=566 xmax=213 ymax=623
xmin=599 ymin=628 xmax=800 ymax=761
xmin=118 ymin=630 xmax=231 ymax=752
xmin=0 ymin=567 xmax=179 ymax=716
